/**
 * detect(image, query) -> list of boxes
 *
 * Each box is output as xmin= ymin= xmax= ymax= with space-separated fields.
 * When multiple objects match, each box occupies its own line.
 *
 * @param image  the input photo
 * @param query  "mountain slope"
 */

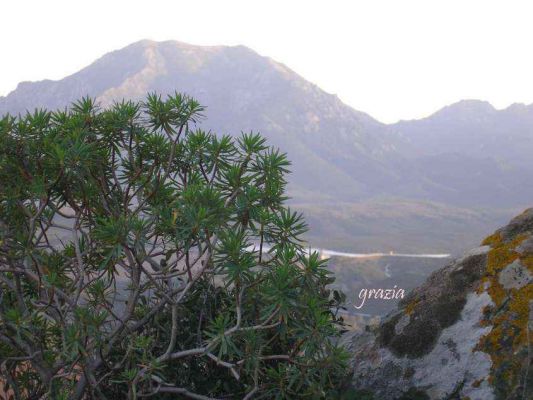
xmin=389 ymin=99 xmax=533 ymax=208
xmin=0 ymin=40 xmax=405 ymax=202
xmin=1 ymin=40 xmax=532 ymax=252
xmin=391 ymin=99 xmax=533 ymax=169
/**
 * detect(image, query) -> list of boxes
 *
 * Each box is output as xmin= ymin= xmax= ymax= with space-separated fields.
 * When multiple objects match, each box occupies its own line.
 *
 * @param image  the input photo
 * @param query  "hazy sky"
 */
xmin=1 ymin=0 xmax=532 ymax=123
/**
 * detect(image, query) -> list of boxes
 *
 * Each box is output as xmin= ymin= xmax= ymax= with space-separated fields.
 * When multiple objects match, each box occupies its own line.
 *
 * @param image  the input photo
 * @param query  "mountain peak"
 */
xmin=127 ymin=38 xmax=248 ymax=51
xmin=0 ymin=38 xmax=390 ymax=204
xmin=121 ymin=39 xmax=259 ymax=62
xmin=432 ymin=99 xmax=496 ymax=119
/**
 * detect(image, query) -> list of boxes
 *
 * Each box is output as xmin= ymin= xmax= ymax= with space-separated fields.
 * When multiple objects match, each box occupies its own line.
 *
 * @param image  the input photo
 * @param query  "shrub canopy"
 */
xmin=0 ymin=94 xmax=347 ymax=399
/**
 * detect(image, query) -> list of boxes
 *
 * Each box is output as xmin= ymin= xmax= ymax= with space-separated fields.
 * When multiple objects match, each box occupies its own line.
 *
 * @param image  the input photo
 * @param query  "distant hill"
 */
xmin=389 ymin=99 xmax=533 ymax=208
xmin=297 ymin=199 xmax=515 ymax=254
xmin=392 ymin=99 xmax=533 ymax=170
xmin=1 ymin=40 xmax=531 ymax=252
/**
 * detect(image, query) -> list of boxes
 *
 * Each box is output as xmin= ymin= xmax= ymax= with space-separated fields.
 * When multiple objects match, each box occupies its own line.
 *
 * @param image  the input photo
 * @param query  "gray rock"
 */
xmin=498 ymin=259 xmax=532 ymax=290
xmin=516 ymin=236 xmax=533 ymax=255
xmin=344 ymin=209 xmax=533 ymax=399
xmin=347 ymin=291 xmax=494 ymax=400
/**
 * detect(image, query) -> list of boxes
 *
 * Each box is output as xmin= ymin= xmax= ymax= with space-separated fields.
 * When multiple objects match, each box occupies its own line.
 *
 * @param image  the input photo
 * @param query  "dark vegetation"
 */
xmin=0 ymin=94 xmax=351 ymax=399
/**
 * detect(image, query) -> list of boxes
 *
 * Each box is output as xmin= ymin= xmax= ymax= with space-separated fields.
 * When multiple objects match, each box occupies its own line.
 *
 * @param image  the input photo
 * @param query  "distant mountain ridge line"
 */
xmin=1 ymin=39 xmax=531 ymax=253
xmin=1 ymin=40 xmax=532 ymax=124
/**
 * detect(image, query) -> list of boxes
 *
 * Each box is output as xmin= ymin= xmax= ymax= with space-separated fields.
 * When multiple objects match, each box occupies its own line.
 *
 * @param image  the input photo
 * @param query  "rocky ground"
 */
xmin=342 ymin=209 xmax=533 ymax=400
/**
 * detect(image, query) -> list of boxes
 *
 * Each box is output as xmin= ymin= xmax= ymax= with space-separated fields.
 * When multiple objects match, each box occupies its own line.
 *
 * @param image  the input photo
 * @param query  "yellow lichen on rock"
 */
xmin=476 ymin=229 xmax=532 ymax=398
xmin=482 ymin=232 xmax=503 ymax=247
xmin=521 ymin=254 xmax=533 ymax=272
xmin=404 ymin=297 xmax=419 ymax=316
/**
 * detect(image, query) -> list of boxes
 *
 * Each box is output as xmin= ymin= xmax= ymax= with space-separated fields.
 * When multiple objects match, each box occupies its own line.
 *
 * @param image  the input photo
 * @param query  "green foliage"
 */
xmin=0 ymin=93 xmax=349 ymax=399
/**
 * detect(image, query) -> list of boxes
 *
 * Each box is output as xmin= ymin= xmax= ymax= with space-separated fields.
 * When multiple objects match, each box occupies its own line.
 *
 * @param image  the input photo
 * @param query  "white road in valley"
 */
xmin=248 ymin=244 xmax=451 ymax=259
xmin=315 ymin=248 xmax=450 ymax=259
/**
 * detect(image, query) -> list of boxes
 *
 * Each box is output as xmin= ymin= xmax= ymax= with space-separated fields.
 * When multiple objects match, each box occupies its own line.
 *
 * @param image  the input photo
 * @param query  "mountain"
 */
xmin=1 ymin=40 xmax=532 ymax=253
xmin=392 ymin=100 xmax=533 ymax=170
xmin=388 ymin=99 xmax=533 ymax=208
xmin=0 ymin=40 xmax=399 ymax=202
xmin=343 ymin=208 xmax=533 ymax=399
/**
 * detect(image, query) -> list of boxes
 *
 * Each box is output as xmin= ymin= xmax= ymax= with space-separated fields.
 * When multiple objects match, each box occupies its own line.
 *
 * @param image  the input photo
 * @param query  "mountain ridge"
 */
xmin=3 ymin=40 xmax=532 ymax=126
xmin=1 ymin=39 xmax=532 ymax=253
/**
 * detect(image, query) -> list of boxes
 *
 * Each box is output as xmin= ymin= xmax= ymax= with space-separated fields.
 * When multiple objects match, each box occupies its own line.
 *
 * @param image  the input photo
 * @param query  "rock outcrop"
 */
xmin=343 ymin=209 xmax=533 ymax=399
